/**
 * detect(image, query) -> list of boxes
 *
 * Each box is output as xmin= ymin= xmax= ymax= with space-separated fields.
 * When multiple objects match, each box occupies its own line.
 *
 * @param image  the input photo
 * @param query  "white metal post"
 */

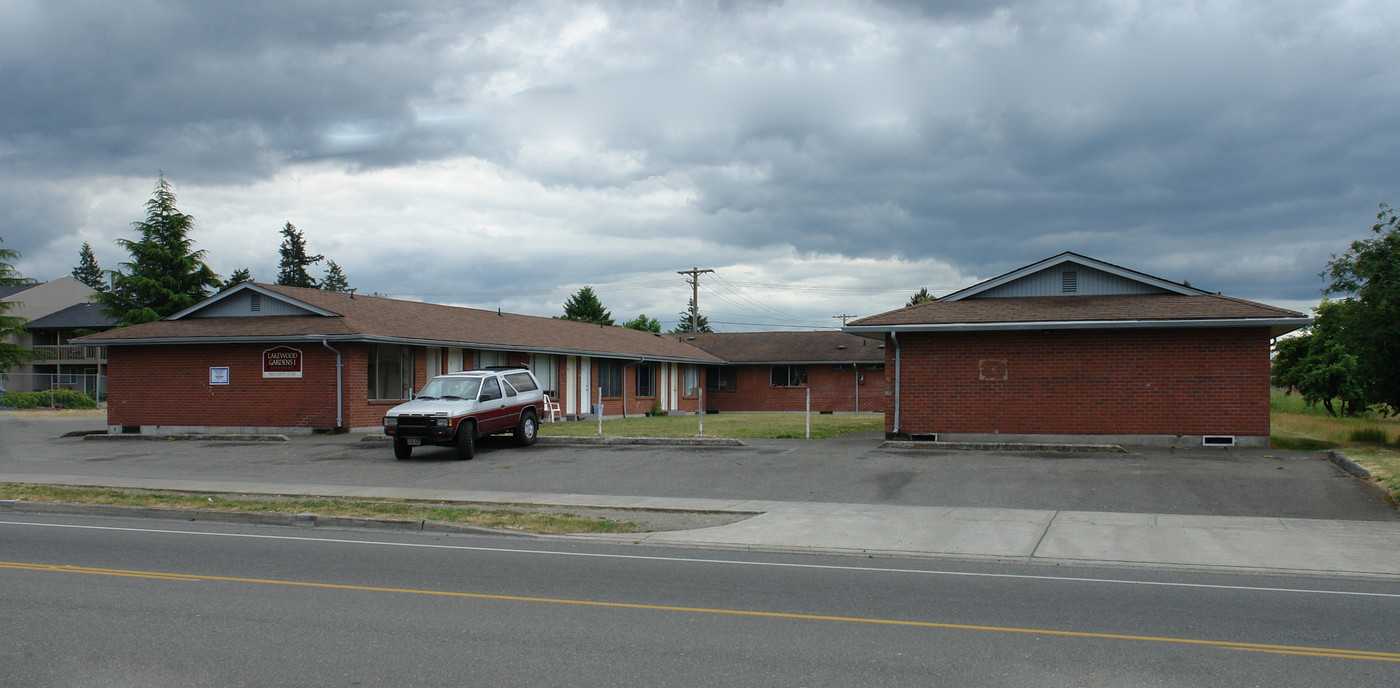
xmin=698 ymin=386 xmax=704 ymax=437
xmin=597 ymin=387 xmax=603 ymax=437
xmin=805 ymin=386 xmax=811 ymax=439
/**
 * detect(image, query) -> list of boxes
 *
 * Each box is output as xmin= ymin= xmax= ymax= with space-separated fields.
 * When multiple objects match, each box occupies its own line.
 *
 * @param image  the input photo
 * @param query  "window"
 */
xmin=682 ymin=365 xmax=700 ymax=397
xmin=771 ymin=365 xmax=808 ymax=387
xmin=636 ymin=362 xmax=654 ymax=397
xmin=480 ymin=377 xmax=501 ymax=401
xmin=706 ymin=366 xmax=737 ymax=391
xmin=368 ymin=344 xmax=414 ymax=400
xmin=504 ymin=371 xmax=539 ymax=393
xmin=530 ymin=354 xmax=558 ymax=398
xmin=599 ymin=360 xmax=623 ymax=397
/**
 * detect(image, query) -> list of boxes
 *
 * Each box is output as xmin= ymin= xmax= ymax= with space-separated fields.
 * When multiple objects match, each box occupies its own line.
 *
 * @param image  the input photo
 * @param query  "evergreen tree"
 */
xmin=97 ymin=174 xmax=221 ymax=325
xmin=71 ymin=242 xmax=106 ymax=291
xmin=321 ymin=260 xmax=351 ymax=293
xmin=275 ymin=222 xmax=323 ymax=288
xmin=559 ymin=286 xmax=614 ymax=325
xmin=671 ymin=296 xmax=712 ymax=333
xmin=1 ymin=238 xmax=42 ymax=375
xmin=623 ymin=313 xmax=661 ymax=332
xmin=220 ymin=268 xmax=253 ymax=291
xmin=907 ymin=287 xmax=935 ymax=306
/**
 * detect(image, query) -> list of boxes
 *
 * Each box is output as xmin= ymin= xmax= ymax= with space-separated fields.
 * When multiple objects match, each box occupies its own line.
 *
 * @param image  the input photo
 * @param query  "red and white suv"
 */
xmin=382 ymin=366 xmax=544 ymax=460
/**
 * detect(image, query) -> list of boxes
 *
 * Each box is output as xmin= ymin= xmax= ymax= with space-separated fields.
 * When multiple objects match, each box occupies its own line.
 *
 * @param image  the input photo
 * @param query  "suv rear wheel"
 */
xmin=455 ymin=421 xmax=476 ymax=460
xmin=515 ymin=410 xmax=537 ymax=447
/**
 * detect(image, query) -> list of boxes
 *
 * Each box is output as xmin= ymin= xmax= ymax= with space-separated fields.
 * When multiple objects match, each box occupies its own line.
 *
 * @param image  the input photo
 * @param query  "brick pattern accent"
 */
xmin=706 ymin=364 xmax=888 ymax=413
xmin=884 ymin=328 xmax=1271 ymax=437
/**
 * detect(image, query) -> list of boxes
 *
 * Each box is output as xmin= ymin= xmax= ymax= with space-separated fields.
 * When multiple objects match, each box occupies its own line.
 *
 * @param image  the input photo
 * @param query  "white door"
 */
xmin=448 ymin=348 xmax=463 ymax=372
xmin=579 ymin=356 xmax=591 ymax=416
xmin=565 ymin=357 xmax=578 ymax=416
xmin=426 ymin=348 xmax=442 ymax=379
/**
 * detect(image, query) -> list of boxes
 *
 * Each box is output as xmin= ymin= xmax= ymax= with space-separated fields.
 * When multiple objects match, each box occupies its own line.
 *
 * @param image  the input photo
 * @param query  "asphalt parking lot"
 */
xmin=1 ymin=410 xmax=1395 ymax=521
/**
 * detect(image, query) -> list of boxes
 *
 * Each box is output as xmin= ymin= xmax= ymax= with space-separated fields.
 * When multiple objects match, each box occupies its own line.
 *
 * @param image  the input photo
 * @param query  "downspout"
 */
xmin=321 ymin=339 xmax=343 ymax=428
xmin=891 ymin=331 xmax=901 ymax=437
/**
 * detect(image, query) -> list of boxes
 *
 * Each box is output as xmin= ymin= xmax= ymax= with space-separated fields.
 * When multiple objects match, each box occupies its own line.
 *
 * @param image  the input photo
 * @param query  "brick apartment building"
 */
xmin=684 ymin=331 xmax=887 ymax=413
xmin=845 ymin=253 xmax=1309 ymax=448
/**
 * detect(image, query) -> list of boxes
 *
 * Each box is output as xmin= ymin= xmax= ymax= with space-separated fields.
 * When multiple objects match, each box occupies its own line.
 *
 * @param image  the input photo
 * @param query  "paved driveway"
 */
xmin=1 ymin=410 xmax=1394 ymax=521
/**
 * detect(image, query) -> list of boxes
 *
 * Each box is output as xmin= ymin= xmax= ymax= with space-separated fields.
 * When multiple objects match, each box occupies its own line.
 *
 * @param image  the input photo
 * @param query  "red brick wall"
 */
xmin=884 ymin=328 xmax=1272 ymax=437
xmin=589 ymin=360 xmax=702 ymax=416
xmin=706 ymin=364 xmax=888 ymax=413
xmin=107 ymin=343 xmax=346 ymax=429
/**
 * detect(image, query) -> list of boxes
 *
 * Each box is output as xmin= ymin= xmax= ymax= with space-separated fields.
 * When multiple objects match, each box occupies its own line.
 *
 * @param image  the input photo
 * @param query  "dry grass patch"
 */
xmin=1270 ymin=390 xmax=1400 ymax=498
xmin=0 ymin=483 xmax=638 ymax=534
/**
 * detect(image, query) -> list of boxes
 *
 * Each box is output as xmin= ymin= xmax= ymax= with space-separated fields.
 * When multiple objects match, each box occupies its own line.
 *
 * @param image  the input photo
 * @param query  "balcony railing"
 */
xmin=29 ymin=345 xmax=107 ymax=363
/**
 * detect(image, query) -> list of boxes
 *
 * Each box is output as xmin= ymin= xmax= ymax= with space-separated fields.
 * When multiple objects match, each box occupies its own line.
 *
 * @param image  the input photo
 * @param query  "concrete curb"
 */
xmin=83 ymin=433 xmax=290 ymax=442
xmin=0 ymin=499 xmax=531 ymax=536
xmin=881 ymin=440 xmax=1126 ymax=453
xmin=537 ymin=436 xmax=745 ymax=447
xmin=1327 ymin=449 xmax=1373 ymax=479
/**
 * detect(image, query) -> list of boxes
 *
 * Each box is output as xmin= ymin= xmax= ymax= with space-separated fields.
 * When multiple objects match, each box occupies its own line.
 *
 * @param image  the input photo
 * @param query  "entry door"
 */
xmin=426 ymin=348 xmax=442 ymax=379
xmin=448 ymin=349 xmax=463 ymax=372
xmin=565 ymin=357 xmax=578 ymax=416
xmin=579 ymin=356 xmax=591 ymax=415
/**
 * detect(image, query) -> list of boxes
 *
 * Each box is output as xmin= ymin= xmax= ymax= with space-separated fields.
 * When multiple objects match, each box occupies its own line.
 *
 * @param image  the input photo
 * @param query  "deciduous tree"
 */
xmin=1320 ymin=203 xmax=1400 ymax=412
xmin=623 ymin=313 xmax=661 ymax=332
xmin=1 ymin=238 xmax=42 ymax=376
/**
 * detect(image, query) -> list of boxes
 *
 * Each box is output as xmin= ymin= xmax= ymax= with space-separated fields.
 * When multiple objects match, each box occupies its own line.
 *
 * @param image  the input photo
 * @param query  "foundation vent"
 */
xmin=1202 ymin=435 xmax=1235 ymax=447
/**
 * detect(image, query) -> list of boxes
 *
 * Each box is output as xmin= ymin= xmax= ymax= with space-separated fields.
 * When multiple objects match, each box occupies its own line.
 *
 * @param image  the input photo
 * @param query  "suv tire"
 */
xmin=515 ymin=410 xmax=538 ymax=447
xmin=455 ymin=421 xmax=476 ymax=460
xmin=394 ymin=438 xmax=412 ymax=460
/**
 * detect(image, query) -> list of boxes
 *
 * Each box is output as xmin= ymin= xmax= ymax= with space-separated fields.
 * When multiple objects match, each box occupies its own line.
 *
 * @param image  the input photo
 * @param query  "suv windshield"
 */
xmin=416 ymin=377 xmax=482 ymax=400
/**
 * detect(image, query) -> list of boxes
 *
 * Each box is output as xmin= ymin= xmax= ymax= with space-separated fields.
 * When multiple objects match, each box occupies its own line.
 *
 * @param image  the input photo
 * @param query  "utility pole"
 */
xmin=832 ymin=314 xmax=857 ymax=326
xmin=677 ymin=267 xmax=714 ymax=333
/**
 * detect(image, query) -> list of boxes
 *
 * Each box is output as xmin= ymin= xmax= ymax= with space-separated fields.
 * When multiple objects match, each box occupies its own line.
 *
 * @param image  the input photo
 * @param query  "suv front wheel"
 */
xmin=455 ymin=421 xmax=476 ymax=460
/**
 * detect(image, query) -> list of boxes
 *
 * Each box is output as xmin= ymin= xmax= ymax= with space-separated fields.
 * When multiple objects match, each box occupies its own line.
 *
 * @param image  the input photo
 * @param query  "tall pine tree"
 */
xmin=321 ymin=260 xmax=351 ymax=293
xmin=275 ymin=222 xmax=323 ymax=288
xmin=71 ymin=242 xmax=106 ymax=291
xmin=220 ymin=268 xmax=253 ymax=291
xmin=1 ymin=238 xmax=42 ymax=374
xmin=97 ymin=174 xmax=220 ymax=325
xmin=671 ymin=295 xmax=712 ymax=333
xmin=559 ymin=286 xmax=614 ymax=325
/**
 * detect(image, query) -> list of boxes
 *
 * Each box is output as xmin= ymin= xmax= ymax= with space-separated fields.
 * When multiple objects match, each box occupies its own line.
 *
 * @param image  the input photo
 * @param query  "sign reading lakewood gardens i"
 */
xmin=263 ymin=346 xmax=303 ymax=378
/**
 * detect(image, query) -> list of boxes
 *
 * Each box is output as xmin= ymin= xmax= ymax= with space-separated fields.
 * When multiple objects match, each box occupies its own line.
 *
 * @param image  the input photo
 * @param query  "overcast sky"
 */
xmin=3 ymin=0 xmax=1396 ymax=330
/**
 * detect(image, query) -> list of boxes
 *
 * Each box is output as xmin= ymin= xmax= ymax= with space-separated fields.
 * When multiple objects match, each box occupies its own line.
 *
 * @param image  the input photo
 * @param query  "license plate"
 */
xmin=406 ymin=439 xmax=422 ymax=446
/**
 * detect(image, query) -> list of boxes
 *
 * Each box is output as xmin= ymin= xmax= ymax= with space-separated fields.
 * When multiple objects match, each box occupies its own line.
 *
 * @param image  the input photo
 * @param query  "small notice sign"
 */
xmin=210 ymin=367 xmax=230 ymax=385
xmin=263 ymin=346 xmax=303 ymax=378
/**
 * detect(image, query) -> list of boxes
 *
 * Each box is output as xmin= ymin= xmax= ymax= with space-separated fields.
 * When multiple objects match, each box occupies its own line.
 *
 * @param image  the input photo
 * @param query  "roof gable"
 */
xmin=943 ymin=252 xmax=1205 ymax=301
xmin=169 ymin=282 xmax=340 ymax=319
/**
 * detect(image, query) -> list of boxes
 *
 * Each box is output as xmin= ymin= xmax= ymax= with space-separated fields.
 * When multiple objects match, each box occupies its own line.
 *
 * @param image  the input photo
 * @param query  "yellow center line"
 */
xmin=5 ymin=560 xmax=1398 ymax=663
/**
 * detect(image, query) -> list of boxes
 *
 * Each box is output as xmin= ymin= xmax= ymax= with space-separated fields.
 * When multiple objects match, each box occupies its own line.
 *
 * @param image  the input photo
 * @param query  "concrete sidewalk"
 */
xmin=4 ymin=472 xmax=1399 ymax=579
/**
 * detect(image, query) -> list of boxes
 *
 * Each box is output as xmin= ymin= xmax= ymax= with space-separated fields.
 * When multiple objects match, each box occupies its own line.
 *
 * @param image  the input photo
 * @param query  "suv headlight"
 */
xmin=384 ymin=416 xmax=397 ymax=428
xmin=433 ymin=416 xmax=451 ymax=427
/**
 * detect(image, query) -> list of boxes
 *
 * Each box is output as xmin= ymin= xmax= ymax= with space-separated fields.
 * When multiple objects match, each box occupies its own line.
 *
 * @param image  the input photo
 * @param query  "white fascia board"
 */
xmin=166 ymin=283 xmax=341 ymax=320
xmin=718 ymin=359 xmax=885 ymax=365
xmin=942 ymin=252 xmax=1205 ymax=301
xmin=845 ymin=317 xmax=1311 ymax=334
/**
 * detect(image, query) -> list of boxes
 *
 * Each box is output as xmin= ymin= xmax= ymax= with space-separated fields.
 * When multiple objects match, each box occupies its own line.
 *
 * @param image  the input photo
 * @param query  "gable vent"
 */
xmin=1061 ymin=270 xmax=1078 ymax=294
xmin=250 ymin=293 xmax=262 ymax=313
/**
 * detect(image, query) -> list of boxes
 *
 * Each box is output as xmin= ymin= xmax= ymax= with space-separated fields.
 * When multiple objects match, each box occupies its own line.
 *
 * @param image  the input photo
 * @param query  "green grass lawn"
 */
xmin=1270 ymin=390 xmax=1400 ymax=497
xmin=538 ymin=412 xmax=884 ymax=440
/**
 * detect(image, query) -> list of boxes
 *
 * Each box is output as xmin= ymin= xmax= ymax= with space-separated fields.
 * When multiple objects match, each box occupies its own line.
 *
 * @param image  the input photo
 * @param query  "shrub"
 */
xmin=0 ymin=390 xmax=100 ymax=410
xmin=1348 ymin=427 xmax=1391 ymax=445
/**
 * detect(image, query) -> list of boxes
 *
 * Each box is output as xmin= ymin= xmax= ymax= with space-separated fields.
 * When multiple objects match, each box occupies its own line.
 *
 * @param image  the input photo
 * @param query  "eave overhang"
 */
xmin=845 ymin=317 xmax=1311 ymax=338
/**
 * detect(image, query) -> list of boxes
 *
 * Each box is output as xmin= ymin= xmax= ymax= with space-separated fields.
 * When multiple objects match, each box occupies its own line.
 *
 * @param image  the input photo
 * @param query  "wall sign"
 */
xmin=210 ymin=367 xmax=230 ymax=385
xmin=263 ymin=346 xmax=303 ymax=378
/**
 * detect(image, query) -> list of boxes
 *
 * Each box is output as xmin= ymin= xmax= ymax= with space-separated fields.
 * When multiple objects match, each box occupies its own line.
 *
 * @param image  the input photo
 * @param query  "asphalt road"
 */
xmin=3 ymin=512 xmax=1397 ymax=687
xmin=1 ymin=411 xmax=1394 ymax=520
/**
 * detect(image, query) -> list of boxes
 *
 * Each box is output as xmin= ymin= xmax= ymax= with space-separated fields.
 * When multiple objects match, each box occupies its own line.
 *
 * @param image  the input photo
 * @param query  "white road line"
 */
xmin=3 ymin=518 xmax=1398 ymax=599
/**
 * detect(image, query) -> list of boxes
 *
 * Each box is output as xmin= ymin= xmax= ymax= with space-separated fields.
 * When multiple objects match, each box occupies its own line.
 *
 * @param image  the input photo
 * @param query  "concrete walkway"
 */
xmin=5 ymin=472 xmax=1400 ymax=579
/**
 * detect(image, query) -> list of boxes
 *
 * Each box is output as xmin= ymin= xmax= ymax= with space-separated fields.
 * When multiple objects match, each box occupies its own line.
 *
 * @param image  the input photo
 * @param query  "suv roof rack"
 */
xmin=482 ymin=365 xmax=529 ymax=371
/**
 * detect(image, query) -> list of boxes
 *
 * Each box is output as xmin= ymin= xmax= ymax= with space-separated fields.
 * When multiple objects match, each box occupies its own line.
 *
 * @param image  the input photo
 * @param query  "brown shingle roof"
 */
xmin=684 ymin=331 xmax=884 ymax=364
xmin=78 ymin=283 xmax=722 ymax=363
xmin=847 ymin=293 xmax=1308 ymax=332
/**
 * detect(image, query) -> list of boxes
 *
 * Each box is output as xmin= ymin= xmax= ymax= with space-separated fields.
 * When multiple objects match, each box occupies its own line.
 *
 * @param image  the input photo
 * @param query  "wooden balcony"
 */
xmin=30 ymin=345 xmax=106 ymax=364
